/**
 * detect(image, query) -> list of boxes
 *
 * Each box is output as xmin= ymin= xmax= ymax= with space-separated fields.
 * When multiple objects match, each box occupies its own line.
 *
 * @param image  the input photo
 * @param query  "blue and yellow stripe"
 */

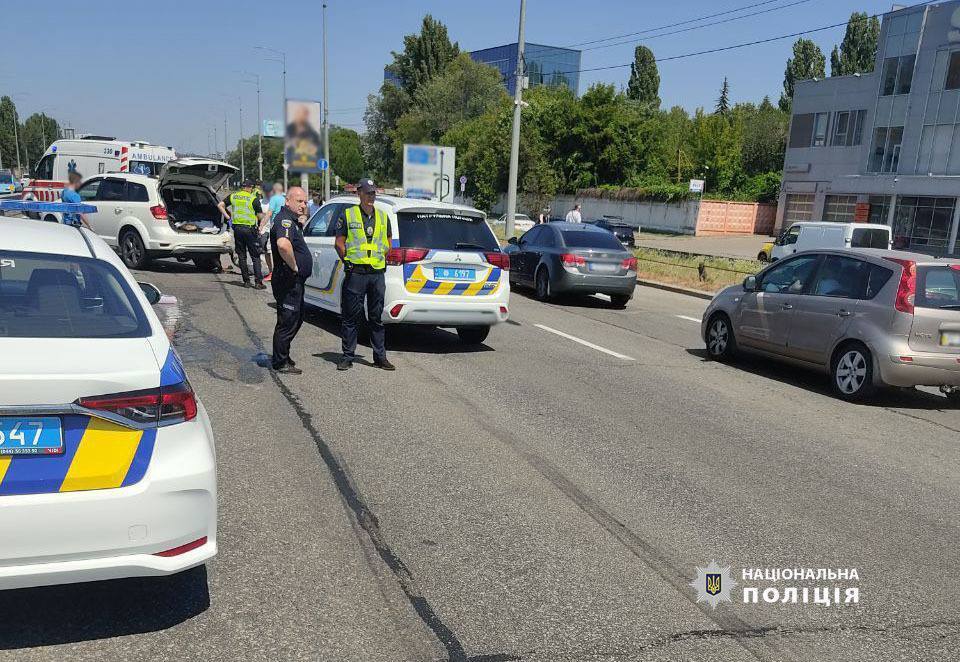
xmin=0 ymin=416 xmax=155 ymax=496
xmin=403 ymin=263 xmax=502 ymax=296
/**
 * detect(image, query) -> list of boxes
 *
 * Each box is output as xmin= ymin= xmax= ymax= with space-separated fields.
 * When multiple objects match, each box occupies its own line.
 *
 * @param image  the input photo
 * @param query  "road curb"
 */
xmin=636 ymin=278 xmax=715 ymax=300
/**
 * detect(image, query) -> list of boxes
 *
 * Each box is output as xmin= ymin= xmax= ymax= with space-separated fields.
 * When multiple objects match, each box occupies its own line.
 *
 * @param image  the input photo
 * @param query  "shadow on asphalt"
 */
xmin=510 ymin=285 xmax=624 ymax=310
xmin=131 ymin=258 xmax=208 ymax=275
xmin=685 ymin=348 xmax=955 ymax=411
xmin=0 ymin=565 xmax=209 ymax=649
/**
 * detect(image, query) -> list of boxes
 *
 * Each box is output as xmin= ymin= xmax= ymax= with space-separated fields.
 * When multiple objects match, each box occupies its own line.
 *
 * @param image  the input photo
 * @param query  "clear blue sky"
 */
xmin=2 ymin=0 xmax=892 ymax=156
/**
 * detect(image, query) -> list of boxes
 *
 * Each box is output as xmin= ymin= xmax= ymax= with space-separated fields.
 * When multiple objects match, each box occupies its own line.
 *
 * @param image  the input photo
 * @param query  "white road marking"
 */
xmin=675 ymin=315 xmax=702 ymax=323
xmin=534 ymin=324 xmax=635 ymax=361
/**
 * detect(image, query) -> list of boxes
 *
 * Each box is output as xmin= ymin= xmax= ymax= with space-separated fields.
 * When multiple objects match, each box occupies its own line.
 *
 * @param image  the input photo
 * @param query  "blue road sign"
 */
xmin=316 ymin=159 xmax=329 ymax=171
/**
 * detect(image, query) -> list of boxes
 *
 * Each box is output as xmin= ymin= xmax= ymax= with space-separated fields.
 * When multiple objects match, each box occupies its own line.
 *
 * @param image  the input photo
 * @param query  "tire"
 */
xmin=757 ymin=251 xmax=768 ymax=263
xmin=610 ymin=294 xmax=630 ymax=309
xmin=456 ymin=326 xmax=490 ymax=345
xmin=193 ymin=255 xmax=220 ymax=272
xmin=945 ymin=390 xmax=960 ymax=408
xmin=831 ymin=342 xmax=876 ymax=402
xmin=705 ymin=313 xmax=737 ymax=361
xmin=535 ymin=267 xmax=551 ymax=302
xmin=120 ymin=229 xmax=148 ymax=269
xmin=43 ymin=214 xmax=58 ymax=224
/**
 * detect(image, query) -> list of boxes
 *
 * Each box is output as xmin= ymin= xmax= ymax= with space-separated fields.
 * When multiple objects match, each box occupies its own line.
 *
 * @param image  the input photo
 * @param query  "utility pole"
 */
xmin=256 ymin=46 xmax=288 ymax=190
xmin=322 ymin=1 xmax=331 ymax=200
xmin=213 ymin=125 xmax=218 ymax=158
xmin=239 ymin=97 xmax=245 ymax=182
xmin=255 ymin=76 xmax=263 ymax=181
xmin=504 ymin=0 xmax=527 ymax=239
xmin=12 ymin=108 xmax=22 ymax=177
xmin=223 ymin=109 xmax=228 ymax=159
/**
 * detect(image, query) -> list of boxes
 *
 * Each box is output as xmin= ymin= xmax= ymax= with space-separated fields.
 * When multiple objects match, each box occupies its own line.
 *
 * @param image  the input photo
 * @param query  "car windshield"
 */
xmin=916 ymin=266 xmax=960 ymax=309
xmin=397 ymin=212 xmax=499 ymax=251
xmin=0 ymin=173 xmax=12 ymax=183
xmin=0 ymin=251 xmax=151 ymax=338
xmin=560 ymin=230 xmax=625 ymax=250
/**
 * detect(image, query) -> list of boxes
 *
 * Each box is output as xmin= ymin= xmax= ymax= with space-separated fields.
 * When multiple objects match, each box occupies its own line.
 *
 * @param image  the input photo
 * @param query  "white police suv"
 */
xmin=0 ymin=218 xmax=217 ymax=589
xmin=302 ymin=195 xmax=510 ymax=344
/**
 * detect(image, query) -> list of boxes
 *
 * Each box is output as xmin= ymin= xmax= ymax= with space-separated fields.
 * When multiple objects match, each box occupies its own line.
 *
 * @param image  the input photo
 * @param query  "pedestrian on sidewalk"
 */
xmin=269 ymin=186 xmax=312 ymax=374
xmin=335 ymin=178 xmax=394 ymax=371
xmin=538 ymin=207 xmax=551 ymax=224
xmin=564 ymin=204 xmax=582 ymax=223
xmin=218 ymin=180 xmax=266 ymax=289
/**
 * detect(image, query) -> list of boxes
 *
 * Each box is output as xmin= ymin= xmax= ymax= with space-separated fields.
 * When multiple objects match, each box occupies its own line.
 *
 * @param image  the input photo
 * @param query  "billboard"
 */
xmin=403 ymin=144 xmax=456 ymax=201
xmin=285 ymin=99 xmax=323 ymax=173
xmin=263 ymin=119 xmax=283 ymax=138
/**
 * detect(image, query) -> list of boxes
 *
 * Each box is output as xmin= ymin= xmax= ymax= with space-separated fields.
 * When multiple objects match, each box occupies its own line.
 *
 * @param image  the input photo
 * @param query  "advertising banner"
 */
xmin=403 ymin=144 xmax=456 ymax=201
xmin=285 ymin=100 xmax=323 ymax=173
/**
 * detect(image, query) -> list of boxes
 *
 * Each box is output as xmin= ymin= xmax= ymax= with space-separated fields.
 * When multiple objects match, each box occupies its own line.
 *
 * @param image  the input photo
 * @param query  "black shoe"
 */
xmin=374 ymin=358 xmax=396 ymax=371
xmin=254 ymin=281 xmax=266 ymax=290
xmin=275 ymin=364 xmax=302 ymax=375
xmin=242 ymin=281 xmax=252 ymax=288
xmin=288 ymin=358 xmax=296 ymax=367
xmin=337 ymin=358 xmax=353 ymax=371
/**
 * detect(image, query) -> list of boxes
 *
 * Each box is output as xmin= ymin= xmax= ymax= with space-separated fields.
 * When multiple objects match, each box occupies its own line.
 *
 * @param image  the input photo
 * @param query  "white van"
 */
xmin=22 ymin=138 xmax=176 ymax=204
xmin=770 ymin=222 xmax=892 ymax=261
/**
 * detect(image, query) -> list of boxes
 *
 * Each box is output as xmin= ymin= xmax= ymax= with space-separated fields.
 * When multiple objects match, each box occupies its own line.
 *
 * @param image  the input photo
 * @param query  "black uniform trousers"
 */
xmin=341 ymin=268 xmax=386 ymax=362
xmin=272 ymin=274 xmax=305 ymax=368
xmin=233 ymin=225 xmax=263 ymax=283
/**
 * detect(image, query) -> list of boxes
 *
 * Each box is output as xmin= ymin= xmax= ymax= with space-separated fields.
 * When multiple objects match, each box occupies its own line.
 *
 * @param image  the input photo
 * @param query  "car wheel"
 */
xmin=43 ymin=214 xmax=58 ymax=224
xmin=456 ymin=326 xmax=490 ymax=345
xmin=535 ymin=267 xmax=551 ymax=302
xmin=757 ymin=251 xmax=768 ymax=262
xmin=610 ymin=294 xmax=630 ymax=309
xmin=193 ymin=255 xmax=220 ymax=272
xmin=705 ymin=313 xmax=737 ymax=361
xmin=945 ymin=390 xmax=960 ymax=408
xmin=831 ymin=343 xmax=876 ymax=402
xmin=120 ymin=229 xmax=148 ymax=269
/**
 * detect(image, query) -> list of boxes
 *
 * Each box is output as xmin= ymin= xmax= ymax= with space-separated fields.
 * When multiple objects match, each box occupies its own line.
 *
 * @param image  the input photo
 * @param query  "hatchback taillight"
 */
xmin=78 ymin=381 xmax=197 ymax=427
xmin=885 ymin=257 xmax=916 ymax=314
xmin=484 ymin=251 xmax=511 ymax=270
xmin=150 ymin=205 xmax=168 ymax=220
xmin=621 ymin=256 xmax=638 ymax=271
xmin=561 ymin=253 xmax=585 ymax=267
xmin=386 ymin=247 xmax=429 ymax=265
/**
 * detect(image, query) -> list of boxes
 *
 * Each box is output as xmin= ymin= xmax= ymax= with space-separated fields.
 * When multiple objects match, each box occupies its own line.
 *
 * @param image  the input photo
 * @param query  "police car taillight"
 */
xmin=386 ymin=247 xmax=429 ymax=265
xmin=484 ymin=251 xmax=510 ymax=270
xmin=78 ymin=382 xmax=197 ymax=427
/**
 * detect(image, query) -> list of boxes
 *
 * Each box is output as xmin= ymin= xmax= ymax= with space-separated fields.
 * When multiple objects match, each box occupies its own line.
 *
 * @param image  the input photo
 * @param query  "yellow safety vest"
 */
xmin=343 ymin=205 xmax=389 ymax=269
xmin=229 ymin=190 xmax=258 ymax=226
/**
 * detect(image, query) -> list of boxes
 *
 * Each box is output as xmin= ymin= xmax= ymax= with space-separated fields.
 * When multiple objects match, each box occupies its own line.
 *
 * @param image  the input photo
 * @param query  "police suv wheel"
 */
xmin=456 ymin=326 xmax=490 ymax=345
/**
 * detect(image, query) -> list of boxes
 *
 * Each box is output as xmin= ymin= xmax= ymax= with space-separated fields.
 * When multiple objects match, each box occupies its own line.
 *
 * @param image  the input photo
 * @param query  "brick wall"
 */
xmin=695 ymin=200 xmax=777 ymax=236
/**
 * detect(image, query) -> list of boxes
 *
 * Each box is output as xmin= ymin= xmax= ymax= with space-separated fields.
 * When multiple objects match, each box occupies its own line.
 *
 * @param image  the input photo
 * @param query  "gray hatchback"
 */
xmin=701 ymin=248 xmax=960 ymax=402
xmin=505 ymin=222 xmax=637 ymax=308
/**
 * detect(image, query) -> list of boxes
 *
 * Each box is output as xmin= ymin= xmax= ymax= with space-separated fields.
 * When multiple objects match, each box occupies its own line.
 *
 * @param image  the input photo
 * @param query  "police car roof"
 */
xmin=327 ymin=194 xmax=484 ymax=216
xmin=3 ymin=217 xmax=101 ymax=259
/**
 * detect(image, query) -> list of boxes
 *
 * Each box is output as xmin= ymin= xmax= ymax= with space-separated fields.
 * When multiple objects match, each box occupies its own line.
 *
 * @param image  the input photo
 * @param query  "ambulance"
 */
xmin=22 ymin=137 xmax=176 ymax=205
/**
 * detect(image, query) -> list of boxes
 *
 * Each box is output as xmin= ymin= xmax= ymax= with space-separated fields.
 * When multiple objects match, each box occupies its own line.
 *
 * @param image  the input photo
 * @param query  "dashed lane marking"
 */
xmin=534 ymin=324 xmax=635 ymax=361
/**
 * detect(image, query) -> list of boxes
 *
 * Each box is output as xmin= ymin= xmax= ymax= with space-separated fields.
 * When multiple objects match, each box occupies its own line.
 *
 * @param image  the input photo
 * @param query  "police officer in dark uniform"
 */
xmin=269 ymin=186 xmax=312 ymax=374
xmin=335 ymin=178 xmax=394 ymax=371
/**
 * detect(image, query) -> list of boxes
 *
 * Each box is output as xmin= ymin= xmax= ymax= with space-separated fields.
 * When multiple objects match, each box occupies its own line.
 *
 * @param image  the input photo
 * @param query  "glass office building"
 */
xmin=384 ymin=43 xmax=581 ymax=96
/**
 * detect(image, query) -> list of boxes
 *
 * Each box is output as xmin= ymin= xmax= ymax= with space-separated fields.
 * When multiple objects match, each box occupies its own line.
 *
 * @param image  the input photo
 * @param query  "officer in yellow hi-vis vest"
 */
xmin=334 ymin=178 xmax=394 ymax=371
xmin=217 ymin=179 xmax=266 ymax=289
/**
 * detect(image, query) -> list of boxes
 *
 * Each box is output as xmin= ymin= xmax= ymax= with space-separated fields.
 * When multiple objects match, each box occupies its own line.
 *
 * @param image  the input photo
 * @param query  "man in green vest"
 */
xmin=334 ymin=178 xmax=395 ymax=371
xmin=218 ymin=179 xmax=266 ymax=289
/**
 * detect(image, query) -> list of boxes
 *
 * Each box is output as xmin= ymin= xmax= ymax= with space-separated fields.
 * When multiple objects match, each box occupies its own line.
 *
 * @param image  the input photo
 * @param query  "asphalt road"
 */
xmin=2 ymin=260 xmax=959 ymax=662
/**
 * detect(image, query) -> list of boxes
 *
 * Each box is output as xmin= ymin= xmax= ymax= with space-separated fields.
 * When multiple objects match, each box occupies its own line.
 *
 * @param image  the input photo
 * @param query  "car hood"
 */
xmin=159 ymin=158 xmax=238 ymax=190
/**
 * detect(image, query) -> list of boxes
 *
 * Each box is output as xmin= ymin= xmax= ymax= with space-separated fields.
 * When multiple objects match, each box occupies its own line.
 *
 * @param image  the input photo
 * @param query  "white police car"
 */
xmin=0 ymin=218 xmax=217 ymax=590
xmin=302 ymin=195 xmax=510 ymax=344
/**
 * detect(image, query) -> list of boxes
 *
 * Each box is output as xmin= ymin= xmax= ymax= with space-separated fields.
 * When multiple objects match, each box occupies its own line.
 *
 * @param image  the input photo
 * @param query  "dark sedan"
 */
xmin=504 ymin=222 xmax=637 ymax=308
xmin=589 ymin=218 xmax=636 ymax=247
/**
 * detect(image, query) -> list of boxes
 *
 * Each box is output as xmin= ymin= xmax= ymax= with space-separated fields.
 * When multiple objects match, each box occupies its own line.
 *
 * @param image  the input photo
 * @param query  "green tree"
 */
xmin=385 ymin=14 xmax=459 ymax=97
xmin=329 ymin=126 xmax=365 ymax=184
xmin=0 ymin=97 xmax=20 ymax=173
xmin=715 ymin=77 xmax=730 ymax=115
xmin=363 ymin=84 xmax=410 ymax=183
xmin=780 ymin=38 xmax=826 ymax=111
xmin=626 ymin=45 xmax=660 ymax=108
xmin=226 ymin=135 xmax=284 ymax=185
xmin=690 ymin=109 xmax=744 ymax=195
xmin=734 ymin=97 xmax=789 ymax=175
xmin=22 ymin=113 xmax=61 ymax=172
xmin=830 ymin=12 xmax=881 ymax=77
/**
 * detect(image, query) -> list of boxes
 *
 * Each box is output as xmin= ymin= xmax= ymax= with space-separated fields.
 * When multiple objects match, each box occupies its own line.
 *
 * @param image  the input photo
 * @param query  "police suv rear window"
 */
xmin=397 ymin=212 xmax=499 ymax=251
xmin=0 ymin=252 xmax=151 ymax=338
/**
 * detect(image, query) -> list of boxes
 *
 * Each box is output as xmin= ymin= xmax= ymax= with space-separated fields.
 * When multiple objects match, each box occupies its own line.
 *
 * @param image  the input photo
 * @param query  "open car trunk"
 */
xmin=160 ymin=185 xmax=225 ymax=234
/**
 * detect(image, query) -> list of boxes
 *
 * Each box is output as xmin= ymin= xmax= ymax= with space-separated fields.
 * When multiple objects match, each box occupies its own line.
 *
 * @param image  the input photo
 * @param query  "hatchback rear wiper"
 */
xmin=455 ymin=242 xmax=486 ymax=250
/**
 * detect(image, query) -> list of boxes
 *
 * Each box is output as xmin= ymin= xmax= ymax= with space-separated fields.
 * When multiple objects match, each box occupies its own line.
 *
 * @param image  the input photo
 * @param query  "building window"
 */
xmin=880 ymin=55 xmax=916 ymax=96
xmin=823 ymin=195 xmax=858 ymax=222
xmin=893 ymin=197 xmax=957 ymax=252
xmin=946 ymin=51 xmax=960 ymax=90
xmin=812 ymin=112 xmax=830 ymax=146
xmin=868 ymin=195 xmax=891 ymax=225
xmin=869 ymin=126 xmax=904 ymax=173
xmin=788 ymin=113 xmax=814 ymax=148
xmin=852 ymin=110 xmax=866 ymax=146
xmin=784 ymin=193 xmax=815 ymax=221
xmin=830 ymin=109 xmax=866 ymax=146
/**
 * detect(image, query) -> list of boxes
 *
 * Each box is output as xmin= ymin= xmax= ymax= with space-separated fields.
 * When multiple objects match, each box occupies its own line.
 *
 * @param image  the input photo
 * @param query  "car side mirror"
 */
xmin=742 ymin=275 xmax=757 ymax=292
xmin=138 ymin=281 xmax=162 ymax=305
xmin=507 ymin=236 xmax=518 ymax=245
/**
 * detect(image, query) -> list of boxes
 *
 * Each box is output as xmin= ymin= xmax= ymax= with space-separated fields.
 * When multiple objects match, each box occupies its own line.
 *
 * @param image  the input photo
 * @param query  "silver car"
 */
xmin=701 ymin=248 xmax=960 ymax=402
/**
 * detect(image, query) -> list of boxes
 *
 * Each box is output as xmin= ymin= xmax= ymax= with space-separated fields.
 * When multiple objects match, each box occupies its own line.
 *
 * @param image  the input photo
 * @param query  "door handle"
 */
xmin=114 ymin=208 xmax=123 ymax=214
xmin=781 ymin=303 xmax=794 ymax=310
xmin=838 ymin=309 xmax=852 ymax=317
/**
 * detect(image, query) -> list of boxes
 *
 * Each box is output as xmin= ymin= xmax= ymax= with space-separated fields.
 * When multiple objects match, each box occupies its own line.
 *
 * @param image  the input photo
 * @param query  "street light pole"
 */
xmin=223 ymin=109 xmax=228 ymax=159
xmin=239 ymin=97 xmax=245 ymax=182
xmin=322 ymin=1 xmax=331 ymax=200
xmin=504 ymin=0 xmax=527 ymax=239
xmin=11 ymin=108 xmax=22 ymax=176
xmin=255 ymin=76 xmax=263 ymax=181
xmin=256 ymin=46 xmax=288 ymax=190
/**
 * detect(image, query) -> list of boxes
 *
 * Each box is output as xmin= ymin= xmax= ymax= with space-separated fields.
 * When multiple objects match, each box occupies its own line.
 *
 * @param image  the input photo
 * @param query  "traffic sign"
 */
xmin=689 ymin=179 xmax=705 ymax=193
xmin=317 ymin=159 xmax=329 ymax=171
xmin=459 ymin=175 xmax=467 ymax=193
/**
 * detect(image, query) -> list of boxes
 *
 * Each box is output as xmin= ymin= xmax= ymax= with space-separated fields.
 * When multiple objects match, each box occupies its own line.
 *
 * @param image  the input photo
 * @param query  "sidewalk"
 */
xmin=636 ymin=233 xmax=772 ymax=260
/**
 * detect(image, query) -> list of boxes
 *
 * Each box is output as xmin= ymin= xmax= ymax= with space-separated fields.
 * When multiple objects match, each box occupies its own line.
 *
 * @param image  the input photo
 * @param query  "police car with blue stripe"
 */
xmin=303 ymin=195 xmax=510 ymax=345
xmin=0 ymin=217 xmax=217 ymax=590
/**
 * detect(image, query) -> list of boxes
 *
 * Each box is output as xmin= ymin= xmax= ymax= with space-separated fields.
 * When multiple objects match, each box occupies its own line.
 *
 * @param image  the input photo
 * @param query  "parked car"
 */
xmin=702 ymin=248 xmax=960 ymax=403
xmin=0 ymin=217 xmax=217 ymax=589
xmin=589 ymin=218 xmax=637 ymax=247
xmin=770 ymin=222 xmax=891 ymax=261
xmin=45 ymin=159 xmax=237 ymax=271
xmin=494 ymin=213 xmax=535 ymax=232
xmin=0 ymin=170 xmax=15 ymax=196
xmin=504 ymin=221 xmax=637 ymax=308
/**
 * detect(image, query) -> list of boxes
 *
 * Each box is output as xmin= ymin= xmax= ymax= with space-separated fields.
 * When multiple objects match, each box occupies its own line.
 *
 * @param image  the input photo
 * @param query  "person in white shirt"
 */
xmin=565 ymin=204 xmax=583 ymax=223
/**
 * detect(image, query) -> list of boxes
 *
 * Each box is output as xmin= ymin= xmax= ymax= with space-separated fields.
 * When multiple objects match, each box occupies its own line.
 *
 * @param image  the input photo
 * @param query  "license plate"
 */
xmin=941 ymin=331 xmax=960 ymax=347
xmin=434 ymin=267 xmax=475 ymax=281
xmin=588 ymin=263 xmax=617 ymax=273
xmin=0 ymin=417 xmax=64 ymax=456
